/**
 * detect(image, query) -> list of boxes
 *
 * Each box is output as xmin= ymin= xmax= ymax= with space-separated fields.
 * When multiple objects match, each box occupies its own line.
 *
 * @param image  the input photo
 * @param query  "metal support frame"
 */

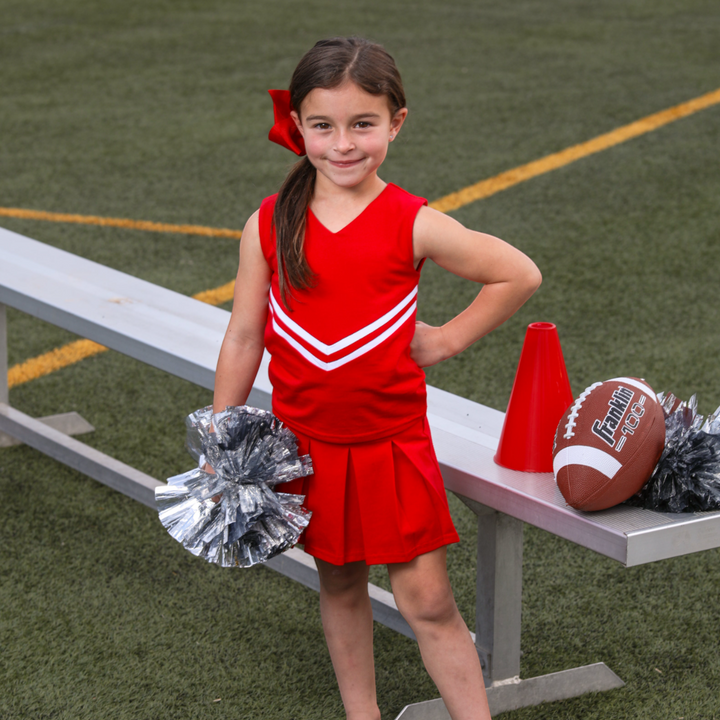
xmin=395 ymin=498 xmax=624 ymax=718
xmin=0 ymin=304 xmax=7 ymax=406
xmin=0 ymin=411 xmax=95 ymax=447
xmin=0 ymin=405 xmax=414 ymax=639
xmin=0 ymin=403 xmax=162 ymax=506
xmin=473 ymin=499 xmax=523 ymax=685
xmin=396 ymin=662 xmax=625 ymax=718
xmin=0 ymin=303 xmax=95 ymax=447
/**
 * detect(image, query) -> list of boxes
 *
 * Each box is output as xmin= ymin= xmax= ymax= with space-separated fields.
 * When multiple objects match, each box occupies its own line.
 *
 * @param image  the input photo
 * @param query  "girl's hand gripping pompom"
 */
xmin=155 ymin=406 xmax=313 ymax=568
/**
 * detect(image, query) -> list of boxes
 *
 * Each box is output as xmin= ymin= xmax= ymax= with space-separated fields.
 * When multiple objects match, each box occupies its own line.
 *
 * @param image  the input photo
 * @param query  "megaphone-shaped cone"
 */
xmin=494 ymin=322 xmax=574 ymax=472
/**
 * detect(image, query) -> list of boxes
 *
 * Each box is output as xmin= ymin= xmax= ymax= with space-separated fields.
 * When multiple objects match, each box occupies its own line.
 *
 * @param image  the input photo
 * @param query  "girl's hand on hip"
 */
xmin=410 ymin=321 xmax=451 ymax=368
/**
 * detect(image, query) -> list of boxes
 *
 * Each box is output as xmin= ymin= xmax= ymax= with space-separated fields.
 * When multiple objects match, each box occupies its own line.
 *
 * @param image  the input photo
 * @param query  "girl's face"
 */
xmin=291 ymin=81 xmax=407 ymax=192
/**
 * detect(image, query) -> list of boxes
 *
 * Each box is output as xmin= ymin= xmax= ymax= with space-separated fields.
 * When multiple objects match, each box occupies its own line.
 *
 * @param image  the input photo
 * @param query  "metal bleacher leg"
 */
xmin=1 ymin=304 xmax=8 ymax=406
xmin=0 ymin=303 xmax=96 ymax=448
xmin=395 ymin=498 xmax=624 ymax=719
xmin=474 ymin=501 xmax=523 ymax=686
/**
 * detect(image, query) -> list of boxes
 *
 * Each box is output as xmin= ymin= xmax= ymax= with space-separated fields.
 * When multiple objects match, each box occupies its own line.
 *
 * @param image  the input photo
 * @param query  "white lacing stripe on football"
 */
xmin=553 ymin=445 xmax=623 ymax=481
xmin=271 ymin=300 xmax=417 ymax=371
xmin=269 ymin=286 xmax=418 ymax=355
xmin=564 ymin=382 xmax=603 ymax=439
xmin=608 ymin=377 xmax=656 ymax=401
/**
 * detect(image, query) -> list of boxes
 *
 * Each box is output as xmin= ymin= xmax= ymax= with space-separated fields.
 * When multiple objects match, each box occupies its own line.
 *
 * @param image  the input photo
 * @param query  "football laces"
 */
xmin=563 ymin=382 xmax=603 ymax=439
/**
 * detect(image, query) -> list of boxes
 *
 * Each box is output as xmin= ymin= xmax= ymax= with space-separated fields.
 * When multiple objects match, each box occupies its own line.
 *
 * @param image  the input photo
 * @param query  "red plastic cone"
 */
xmin=494 ymin=322 xmax=574 ymax=472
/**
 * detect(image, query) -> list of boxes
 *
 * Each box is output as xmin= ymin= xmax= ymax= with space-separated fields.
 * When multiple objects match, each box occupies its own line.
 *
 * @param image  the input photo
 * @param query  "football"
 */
xmin=553 ymin=377 xmax=666 ymax=511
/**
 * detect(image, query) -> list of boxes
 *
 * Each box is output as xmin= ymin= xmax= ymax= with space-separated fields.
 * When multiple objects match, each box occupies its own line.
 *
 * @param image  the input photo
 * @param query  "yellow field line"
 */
xmin=3 ymin=88 xmax=719 ymax=232
xmin=5 ymin=87 xmax=720 ymax=389
xmin=7 ymin=339 xmax=108 ymax=388
xmin=191 ymin=280 xmax=235 ymax=306
xmin=429 ymin=87 xmax=720 ymax=212
xmin=0 ymin=207 xmax=244 ymax=239
xmin=7 ymin=281 xmax=236 ymax=389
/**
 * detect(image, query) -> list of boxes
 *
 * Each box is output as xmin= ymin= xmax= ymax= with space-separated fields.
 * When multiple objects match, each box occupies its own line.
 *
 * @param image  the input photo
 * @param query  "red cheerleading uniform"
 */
xmin=259 ymin=182 xmax=459 ymax=565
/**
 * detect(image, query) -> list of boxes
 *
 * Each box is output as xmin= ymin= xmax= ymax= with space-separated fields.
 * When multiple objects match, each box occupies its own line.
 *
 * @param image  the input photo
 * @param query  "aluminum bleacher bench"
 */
xmin=3 ymin=225 xmax=720 ymax=718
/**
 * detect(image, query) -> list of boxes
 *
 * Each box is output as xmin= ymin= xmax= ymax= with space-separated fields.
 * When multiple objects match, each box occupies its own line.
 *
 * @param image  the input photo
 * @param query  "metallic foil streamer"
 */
xmin=156 ymin=406 xmax=313 ymax=567
xmin=627 ymin=393 xmax=720 ymax=512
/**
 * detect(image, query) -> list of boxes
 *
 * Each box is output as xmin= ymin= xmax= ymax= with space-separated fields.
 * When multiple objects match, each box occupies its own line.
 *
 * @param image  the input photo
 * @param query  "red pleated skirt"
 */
xmin=280 ymin=417 xmax=459 ymax=566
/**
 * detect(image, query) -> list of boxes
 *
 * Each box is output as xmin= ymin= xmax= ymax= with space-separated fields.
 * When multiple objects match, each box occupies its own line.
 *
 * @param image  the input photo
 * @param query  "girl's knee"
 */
xmin=388 ymin=549 xmax=458 ymax=626
xmin=316 ymin=558 xmax=369 ymax=597
xmin=396 ymin=584 xmax=459 ymax=628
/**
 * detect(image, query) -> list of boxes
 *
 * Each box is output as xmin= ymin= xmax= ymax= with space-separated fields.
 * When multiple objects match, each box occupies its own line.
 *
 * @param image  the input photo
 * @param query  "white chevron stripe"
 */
xmin=272 ymin=301 xmax=417 ymax=371
xmin=269 ymin=286 xmax=418 ymax=355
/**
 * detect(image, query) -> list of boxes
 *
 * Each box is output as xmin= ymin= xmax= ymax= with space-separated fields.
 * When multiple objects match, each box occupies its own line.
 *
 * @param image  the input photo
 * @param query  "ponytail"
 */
xmin=273 ymin=156 xmax=316 ymax=308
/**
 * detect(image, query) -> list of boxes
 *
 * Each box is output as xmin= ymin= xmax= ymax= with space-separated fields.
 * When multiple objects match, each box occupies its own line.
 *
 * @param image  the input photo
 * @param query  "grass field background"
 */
xmin=1 ymin=0 xmax=720 ymax=718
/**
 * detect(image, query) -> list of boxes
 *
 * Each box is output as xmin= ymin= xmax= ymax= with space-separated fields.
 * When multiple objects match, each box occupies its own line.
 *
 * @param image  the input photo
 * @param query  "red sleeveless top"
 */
xmin=259 ymin=183 xmax=428 ymax=443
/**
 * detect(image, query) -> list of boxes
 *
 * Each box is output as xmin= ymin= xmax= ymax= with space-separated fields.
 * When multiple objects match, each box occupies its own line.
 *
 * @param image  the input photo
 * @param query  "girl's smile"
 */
xmin=291 ymin=81 xmax=407 ymax=193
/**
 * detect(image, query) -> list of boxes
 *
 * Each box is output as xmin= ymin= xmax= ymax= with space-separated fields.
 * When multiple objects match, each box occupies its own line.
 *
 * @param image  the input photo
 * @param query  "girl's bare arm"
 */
xmin=411 ymin=205 xmax=542 ymax=368
xmin=213 ymin=210 xmax=271 ymax=411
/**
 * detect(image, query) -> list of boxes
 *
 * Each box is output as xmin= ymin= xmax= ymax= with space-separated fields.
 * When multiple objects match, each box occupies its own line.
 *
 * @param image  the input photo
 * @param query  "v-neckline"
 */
xmin=308 ymin=183 xmax=391 ymax=235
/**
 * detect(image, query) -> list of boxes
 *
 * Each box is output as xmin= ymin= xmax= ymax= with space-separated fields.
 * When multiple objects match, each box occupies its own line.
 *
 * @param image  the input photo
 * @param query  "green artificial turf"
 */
xmin=2 ymin=0 xmax=720 ymax=718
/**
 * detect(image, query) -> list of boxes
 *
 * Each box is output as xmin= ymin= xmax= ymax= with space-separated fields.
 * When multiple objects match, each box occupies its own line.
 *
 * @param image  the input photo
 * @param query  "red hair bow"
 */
xmin=268 ymin=89 xmax=306 ymax=156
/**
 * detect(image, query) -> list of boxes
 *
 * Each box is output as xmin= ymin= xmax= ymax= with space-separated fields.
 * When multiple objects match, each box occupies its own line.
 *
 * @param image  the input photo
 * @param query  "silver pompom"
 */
xmin=627 ymin=393 xmax=720 ymax=512
xmin=156 ymin=406 xmax=313 ymax=567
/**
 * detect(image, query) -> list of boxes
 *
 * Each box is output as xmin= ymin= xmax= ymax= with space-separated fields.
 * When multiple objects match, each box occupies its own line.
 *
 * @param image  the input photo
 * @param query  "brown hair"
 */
xmin=274 ymin=37 xmax=406 ymax=308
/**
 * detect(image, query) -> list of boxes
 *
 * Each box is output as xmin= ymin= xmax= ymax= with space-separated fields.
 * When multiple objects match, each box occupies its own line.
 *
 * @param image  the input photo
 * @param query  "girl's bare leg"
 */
xmin=315 ymin=558 xmax=381 ymax=720
xmin=388 ymin=547 xmax=491 ymax=720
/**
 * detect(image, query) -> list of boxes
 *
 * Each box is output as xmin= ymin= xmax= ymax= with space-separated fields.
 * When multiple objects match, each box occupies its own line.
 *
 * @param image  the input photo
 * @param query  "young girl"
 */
xmin=214 ymin=37 xmax=541 ymax=720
